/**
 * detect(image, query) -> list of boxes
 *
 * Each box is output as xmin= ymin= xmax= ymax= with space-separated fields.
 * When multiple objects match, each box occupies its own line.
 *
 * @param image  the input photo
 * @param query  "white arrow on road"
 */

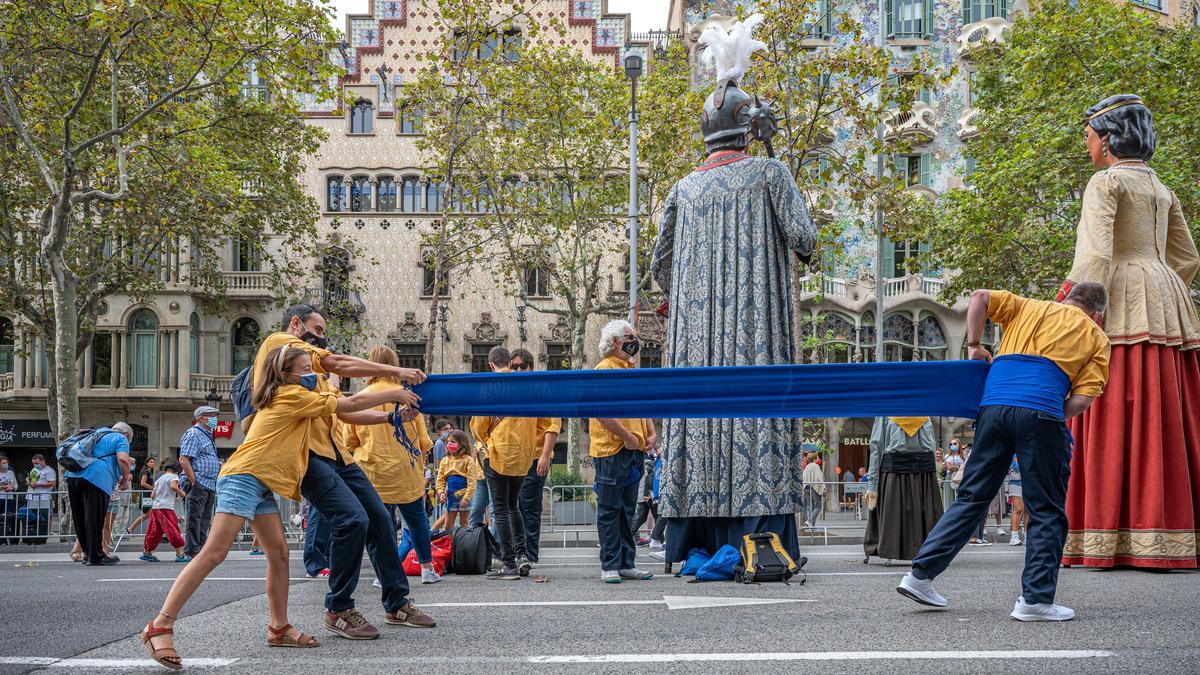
xmin=421 ymin=595 xmax=813 ymax=611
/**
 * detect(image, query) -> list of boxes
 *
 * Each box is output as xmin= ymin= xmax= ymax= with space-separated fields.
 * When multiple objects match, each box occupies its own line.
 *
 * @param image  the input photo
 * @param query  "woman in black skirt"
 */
xmin=863 ymin=417 xmax=944 ymax=564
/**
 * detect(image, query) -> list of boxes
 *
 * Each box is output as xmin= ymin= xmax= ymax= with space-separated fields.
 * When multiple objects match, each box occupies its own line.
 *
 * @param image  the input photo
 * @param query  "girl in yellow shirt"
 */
xmin=434 ymin=431 xmax=481 ymax=529
xmin=141 ymin=345 xmax=416 ymax=670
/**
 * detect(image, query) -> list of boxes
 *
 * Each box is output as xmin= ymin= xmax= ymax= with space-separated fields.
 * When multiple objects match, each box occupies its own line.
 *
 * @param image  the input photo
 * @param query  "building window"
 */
xmin=524 ymin=265 xmax=549 ymax=298
xmin=961 ymin=0 xmax=1007 ymax=23
xmin=895 ymin=153 xmax=931 ymax=187
xmin=394 ymin=343 xmax=426 ymax=371
xmin=349 ymin=176 xmax=371 ymax=212
xmin=233 ymin=237 xmax=261 ymax=272
xmin=321 ymin=247 xmax=351 ymax=308
xmin=327 ymin=176 xmax=346 ymax=212
xmin=398 ymin=106 xmax=423 ymax=134
xmin=1194 ymin=0 xmax=1200 ymax=27
xmin=231 ymin=317 xmax=260 ymax=375
xmin=882 ymin=313 xmax=916 ymax=362
xmin=350 ymin=98 xmax=374 ymax=134
xmin=189 ymin=313 xmax=200 ymax=373
xmin=546 ymin=343 xmax=571 ymax=370
xmin=454 ymin=28 xmax=521 ymax=61
xmin=887 ymin=0 xmax=932 ymax=39
xmin=804 ymin=0 xmax=834 ymax=39
xmin=502 ymin=29 xmax=522 ymax=61
xmin=964 ymin=155 xmax=977 ymax=187
xmin=0 ymin=317 xmax=13 ymax=374
xmin=241 ymin=61 xmax=270 ymax=102
xmin=470 ymin=343 xmax=498 ymax=372
xmin=422 ymin=251 xmax=450 ymax=297
xmin=425 ymin=182 xmax=445 ymax=212
xmin=639 ymin=341 xmax=663 ymax=369
xmin=377 ymin=176 xmax=397 ymax=212
xmin=814 ymin=312 xmax=857 ymax=363
xmin=1130 ymin=0 xmax=1164 ymax=10
xmin=860 ymin=312 xmax=877 ymax=363
xmin=92 ymin=332 xmax=112 ymax=386
xmin=917 ymin=312 xmax=948 ymax=360
xmin=961 ymin=319 xmax=1002 ymax=357
xmin=883 ymin=238 xmax=930 ymax=278
xmin=401 ymin=177 xmax=421 ymax=213
xmin=127 ymin=309 xmax=159 ymax=388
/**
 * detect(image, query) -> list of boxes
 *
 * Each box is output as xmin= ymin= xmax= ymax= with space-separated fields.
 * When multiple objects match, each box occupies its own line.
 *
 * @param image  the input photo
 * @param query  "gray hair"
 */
xmin=111 ymin=422 xmax=133 ymax=439
xmin=598 ymin=319 xmax=634 ymax=355
xmin=1065 ymin=281 xmax=1109 ymax=315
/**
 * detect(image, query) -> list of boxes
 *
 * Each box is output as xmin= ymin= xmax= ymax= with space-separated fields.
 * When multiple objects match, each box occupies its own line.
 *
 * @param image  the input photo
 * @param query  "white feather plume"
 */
xmin=698 ymin=13 xmax=766 ymax=83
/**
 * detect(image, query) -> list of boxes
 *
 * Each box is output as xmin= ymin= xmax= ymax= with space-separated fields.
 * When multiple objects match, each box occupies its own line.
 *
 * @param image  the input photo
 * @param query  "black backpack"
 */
xmin=734 ymin=532 xmax=806 ymax=584
xmin=451 ymin=524 xmax=496 ymax=575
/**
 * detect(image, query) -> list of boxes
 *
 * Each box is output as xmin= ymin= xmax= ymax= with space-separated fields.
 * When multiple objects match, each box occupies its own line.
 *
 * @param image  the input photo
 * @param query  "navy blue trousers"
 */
xmin=912 ymin=405 xmax=1071 ymax=605
xmin=300 ymin=453 xmax=410 ymax=613
xmin=303 ymin=506 xmax=331 ymax=576
xmin=594 ymin=449 xmax=642 ymax=572
xmin=520 ymin=460 xmax=547 ymax=563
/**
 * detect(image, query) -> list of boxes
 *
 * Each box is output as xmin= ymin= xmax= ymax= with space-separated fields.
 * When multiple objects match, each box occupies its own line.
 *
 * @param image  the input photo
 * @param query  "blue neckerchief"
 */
xmin=391 ymin=403 xmax=422 ymax=465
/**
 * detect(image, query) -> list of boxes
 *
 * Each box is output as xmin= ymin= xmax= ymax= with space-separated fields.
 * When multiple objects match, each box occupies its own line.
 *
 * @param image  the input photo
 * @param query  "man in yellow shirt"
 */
xmin=470 ymin=346 xmax=562 ymax=580
xmin=899 ymin=283 xmax=1111 ymax=622
xmin=589 ymin=320 xmax=657 ymax=584
xmin=251 ymin=304 xmax=433 ymax=640
xmin=510 ymin=348 xmax=561 ymax=565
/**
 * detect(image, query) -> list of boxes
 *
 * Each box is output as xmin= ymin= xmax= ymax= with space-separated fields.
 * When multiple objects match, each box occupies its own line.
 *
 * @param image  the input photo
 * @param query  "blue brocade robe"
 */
xmin=650 ymin=155 xmax=817 ymax=519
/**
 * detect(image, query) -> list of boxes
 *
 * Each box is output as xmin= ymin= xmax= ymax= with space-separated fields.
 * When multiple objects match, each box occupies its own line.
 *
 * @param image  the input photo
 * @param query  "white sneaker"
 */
xmin=995 ymin=527 xmax=1007 ymax=536
xmin=648 ymin=550 xmax=666 ymax=561
xmin=619 ymin=567 xmax=654 ymax=580
xmin=648 ymin=539 xmax=664 ymax=551
xmin=372 ymin=578 xmax=382 ymax=588
xmin=1010 ymin=533 xmax=1023 ymax=546
xmin=421 ymin=567 xmax=442 ymax=585
xmin=601 ymin=569 xmax=621 ymax=584
xmin=896 ymin=572 xmax=948 ymax=608
xmin=1011 ymin=596 xmax=1075 ymax=622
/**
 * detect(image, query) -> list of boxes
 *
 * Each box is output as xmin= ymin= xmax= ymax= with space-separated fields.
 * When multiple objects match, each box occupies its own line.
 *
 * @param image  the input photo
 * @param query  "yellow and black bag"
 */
xmin=734 ymin=532 xmax=806 ymax=584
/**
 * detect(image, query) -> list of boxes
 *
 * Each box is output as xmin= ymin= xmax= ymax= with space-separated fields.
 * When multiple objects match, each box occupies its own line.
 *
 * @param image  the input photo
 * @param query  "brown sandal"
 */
xmin=141 ymin=623 xmax=182 ymax=670
xmin=267 ymin=624 xmax=319 ymax=648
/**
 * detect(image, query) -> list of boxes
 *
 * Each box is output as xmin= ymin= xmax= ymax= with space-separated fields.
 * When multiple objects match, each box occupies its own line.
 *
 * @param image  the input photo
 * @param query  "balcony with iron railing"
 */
xmin=883 ymin=101 xmax=938 ymax=145
xmin=957 ymin=17 xmax=1011 ymax=60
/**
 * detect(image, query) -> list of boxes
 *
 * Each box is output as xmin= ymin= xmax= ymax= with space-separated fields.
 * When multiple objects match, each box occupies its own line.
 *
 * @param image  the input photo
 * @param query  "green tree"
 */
xmin=893 ymin=0 xmax=1200 ymax=301
xmin=0 ymin=0 xmax=337 ymax=438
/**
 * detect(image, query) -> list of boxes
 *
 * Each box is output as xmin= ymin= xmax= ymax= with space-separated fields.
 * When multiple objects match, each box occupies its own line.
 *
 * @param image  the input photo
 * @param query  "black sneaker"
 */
xmin=486 ymin=565 xmax=520 ymax=580
xmin=95 ymin=555 xmax=120 ymax=566
xmin=517 ymin=556 xmax=532 ymax=577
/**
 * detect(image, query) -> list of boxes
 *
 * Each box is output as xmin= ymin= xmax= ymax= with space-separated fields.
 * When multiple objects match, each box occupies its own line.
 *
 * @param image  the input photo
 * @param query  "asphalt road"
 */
xmin=0 ymin=544 xmax=1197 ymax=674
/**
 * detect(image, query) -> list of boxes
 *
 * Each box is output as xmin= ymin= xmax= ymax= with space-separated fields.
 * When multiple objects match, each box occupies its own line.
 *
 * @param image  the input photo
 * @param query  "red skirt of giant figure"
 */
xmin=1063 ymin=343 xmax=1200 ymax=569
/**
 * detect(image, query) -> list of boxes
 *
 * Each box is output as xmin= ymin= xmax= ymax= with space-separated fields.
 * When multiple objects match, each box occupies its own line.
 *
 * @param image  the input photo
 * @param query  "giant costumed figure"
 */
xmin=1058 ymin=95 xmax=1200 ymax=569
xmin=650 ymin=14 xmax=817 ymax=563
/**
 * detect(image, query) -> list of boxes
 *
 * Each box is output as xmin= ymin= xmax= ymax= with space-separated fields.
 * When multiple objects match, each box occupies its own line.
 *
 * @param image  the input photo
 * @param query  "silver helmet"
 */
xmin=701 ymin=78 xmax=753 ymax=150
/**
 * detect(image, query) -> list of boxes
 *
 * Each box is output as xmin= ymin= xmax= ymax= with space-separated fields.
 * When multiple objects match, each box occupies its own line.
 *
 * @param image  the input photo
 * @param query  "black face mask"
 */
xmin=621 ymin=339 xmax=641 ymax=357
xmin=300 ymin=331 xmax=328 ymax=350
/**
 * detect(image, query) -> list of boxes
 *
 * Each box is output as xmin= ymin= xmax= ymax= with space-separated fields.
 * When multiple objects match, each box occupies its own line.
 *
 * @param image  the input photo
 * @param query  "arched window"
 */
xmin=377 ymin=176 xmax=397 ymax=212
xmin=860 ymin=311 xmax=877 ymax=363
xmin=127 ymin=309 xmax=159 ymax=388
xmin=962 ymin=319 xmax=1002 ymax=357
xmin=917 ymin=312 xmax=948 ymax=361
xmin=231 ymin=318 xmax=260 ymax=375
xmin=882 ymin=313 xmax=915 ymax=362
xmin=327 ymin=176 xmax=346 ymax=212
xmin=349 ymin=176 xmax=371 ymax=212
xmin=0 ymin=317 xmax=13 ymax=374
xmin=424 ymin=181 xmax=445 ymax=212
xmin=401 ymin=177 xmax=420 ymax=213
xmin=322 ymin=246 xmax=351 ymax=308
xmin=189 ymin=313 xmax=200 ymax=373
xmin=350 ymin=98 xmax=374 ymax=134
xmin=815 ymin=312 xmax=856 ymax=363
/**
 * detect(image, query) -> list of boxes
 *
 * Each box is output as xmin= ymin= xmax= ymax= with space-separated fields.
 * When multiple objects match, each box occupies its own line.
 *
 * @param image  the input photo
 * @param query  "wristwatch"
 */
xmin=967 ymin=341 xmax=981 ymax=348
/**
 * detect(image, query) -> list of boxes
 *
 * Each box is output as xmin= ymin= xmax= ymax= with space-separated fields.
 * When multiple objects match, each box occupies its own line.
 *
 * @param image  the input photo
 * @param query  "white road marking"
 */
xmin=0 ymin=657 xmax=236 ymax=668
xmin=421 ymin=595 xmax=812 ymax=610
xmin=530 ymin=650 xmax=1115 ymax=663
xmin=98 ymin=577 xmax=316 ymax=582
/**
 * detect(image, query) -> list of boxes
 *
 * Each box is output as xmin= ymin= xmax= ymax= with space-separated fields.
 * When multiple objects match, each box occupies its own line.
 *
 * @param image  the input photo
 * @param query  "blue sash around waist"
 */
xmin=445 ymin=474 xmax=467 ymax=498
xmin=980 ymin=354 xmax=1070 ymax=419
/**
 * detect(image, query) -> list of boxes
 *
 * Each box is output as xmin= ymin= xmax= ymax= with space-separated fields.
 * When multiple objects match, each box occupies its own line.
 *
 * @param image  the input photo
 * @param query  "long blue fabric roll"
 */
xmin=411 ymin=361 xmax=990 ymax=419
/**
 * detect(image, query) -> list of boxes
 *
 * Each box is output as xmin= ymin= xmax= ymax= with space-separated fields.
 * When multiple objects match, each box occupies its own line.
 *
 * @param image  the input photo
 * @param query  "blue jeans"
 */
xmin=303 ymin=506 xmax=331 ymax=576
xmin=387 ymin=499 xmax=432 ymax=565
xmin=468 ymin=476 xmax=496 ymax=538
xmin=594 ymin=449 xmax=642 ymax=572
xmin=520 ymin=460 xmax=547 ymax=563
xmin=300 ymin=453 xmax=410 ymax=613
xmin=912 ymin=406 xmax=1071 ymax=605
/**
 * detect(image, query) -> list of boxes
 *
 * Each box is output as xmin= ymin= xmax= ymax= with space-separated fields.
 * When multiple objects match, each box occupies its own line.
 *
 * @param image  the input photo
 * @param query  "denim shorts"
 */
xmin=215 ymin=474 xmax=280 ymax=521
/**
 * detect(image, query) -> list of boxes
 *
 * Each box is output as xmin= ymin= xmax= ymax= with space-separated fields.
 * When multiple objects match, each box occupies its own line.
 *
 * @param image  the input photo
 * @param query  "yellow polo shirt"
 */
xmin=345 ymin=382 xmax=433 ymax=504
xmin=219 ymin=385 xmax=338 ymax=501
xmin=251 ymin=332 xmax=351 ymax=463
xmin=435 ymin=453 xmax=481 ymax=503
xmin=470 ymin=415 xmax=562 ymax=477
xmin=988 ymin=290 xmax=1111 ymax=397
xmin=587 ymin=356 xmax=650 ymax=458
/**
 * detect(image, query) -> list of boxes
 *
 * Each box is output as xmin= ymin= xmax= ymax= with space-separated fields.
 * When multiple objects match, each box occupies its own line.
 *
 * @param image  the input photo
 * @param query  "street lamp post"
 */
xmin=624 ymin=52 xmax=643 ymax=326
xmin=874 ymin=0 xmax=888 ymax=364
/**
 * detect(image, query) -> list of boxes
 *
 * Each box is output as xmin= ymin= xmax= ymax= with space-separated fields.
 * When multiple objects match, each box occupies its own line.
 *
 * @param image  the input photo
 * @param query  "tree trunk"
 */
xmin=47 ymin=254 xmax=80 ymax=442
xmin=566 ymin=312 xmax=590 ymax=473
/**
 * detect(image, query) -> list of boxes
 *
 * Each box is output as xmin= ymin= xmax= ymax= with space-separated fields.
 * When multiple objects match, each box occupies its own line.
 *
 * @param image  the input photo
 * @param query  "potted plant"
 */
xmin=546 ymin=466 xmax=596 ymax=526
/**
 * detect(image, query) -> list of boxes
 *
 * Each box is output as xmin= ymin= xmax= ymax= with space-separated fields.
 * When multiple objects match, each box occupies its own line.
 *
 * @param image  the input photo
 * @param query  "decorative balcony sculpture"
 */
xmin=957 ymin=107 xmax=981 ymax=141
xmin=883 ymin=101 xmax=938 ymax=145
xmin=957 ymin=17 xmax=1011 ymax=61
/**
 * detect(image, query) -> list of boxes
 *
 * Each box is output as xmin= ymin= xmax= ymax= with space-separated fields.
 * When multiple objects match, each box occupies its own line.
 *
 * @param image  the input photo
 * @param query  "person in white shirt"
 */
xmin=801 ymin=451 xmax=826 ymax=527
xmin=139 ymin=460 xmax=189 ymax=563
xmin=24 ymin=454 xmax=56 ymax=543
xmin=0 ymin=453 xmax=17 ymax=543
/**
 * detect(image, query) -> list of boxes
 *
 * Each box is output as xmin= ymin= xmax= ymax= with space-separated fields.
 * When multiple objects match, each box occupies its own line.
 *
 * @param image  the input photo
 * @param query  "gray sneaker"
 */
xmin=618 ymin=567 xmax=654 ymax=580
xmin=1011 ymin=596 xmax=1075 ymax=622
xmin=486 ymin=565 xmax=520 ymax=580
xmin=896 ymin=572 xmax=948 ymax=608
xmin=517 ymin=556 xmax=532 ymax=577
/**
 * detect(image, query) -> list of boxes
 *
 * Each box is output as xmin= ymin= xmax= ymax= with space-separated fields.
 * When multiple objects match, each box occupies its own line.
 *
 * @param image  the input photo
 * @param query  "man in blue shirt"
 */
xmin=65 ymin=422 xmax=133 ymax=565
xmin=179 ymin=406 xmax=221 ymax=558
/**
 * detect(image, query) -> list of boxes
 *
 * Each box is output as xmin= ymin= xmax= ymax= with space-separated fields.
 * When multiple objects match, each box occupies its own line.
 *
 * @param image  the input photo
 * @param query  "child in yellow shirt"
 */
xmin=434 ymin=431 xmax=480 ymax=529
xmin=141 ymin=345 xmax=415 ymax=669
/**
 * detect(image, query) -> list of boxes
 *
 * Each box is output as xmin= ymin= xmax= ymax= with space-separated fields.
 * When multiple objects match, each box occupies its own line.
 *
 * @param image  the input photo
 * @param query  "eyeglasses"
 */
xmin=510 ymin=362 xmax=531 ymax=371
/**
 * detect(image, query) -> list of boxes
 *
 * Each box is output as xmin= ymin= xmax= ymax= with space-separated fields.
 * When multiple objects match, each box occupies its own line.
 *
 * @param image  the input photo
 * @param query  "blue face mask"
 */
xmin=205 ymin=417 xmax=219 ymax=430
xmin=299 ymin=373 xmax=319 ymax=391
